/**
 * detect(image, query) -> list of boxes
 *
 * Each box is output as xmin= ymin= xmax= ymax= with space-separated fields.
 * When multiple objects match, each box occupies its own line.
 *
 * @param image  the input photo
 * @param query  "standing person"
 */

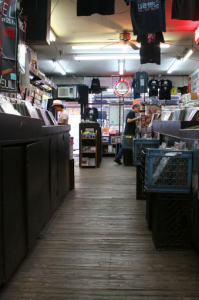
xmin=114 ymin=103 xmax=141 ymax=165
xmin=52 ymin=100 xmax=69 ymax=124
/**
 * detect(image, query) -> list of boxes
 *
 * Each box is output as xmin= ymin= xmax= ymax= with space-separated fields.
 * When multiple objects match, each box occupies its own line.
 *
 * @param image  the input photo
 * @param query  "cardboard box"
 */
xmin=191 ymin=92 xmax=197 ymax=100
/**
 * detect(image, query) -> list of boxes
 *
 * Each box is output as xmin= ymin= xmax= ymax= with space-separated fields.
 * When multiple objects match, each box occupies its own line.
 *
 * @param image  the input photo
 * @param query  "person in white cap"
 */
xmin=52 ymin=100 xmax=69 ymax=124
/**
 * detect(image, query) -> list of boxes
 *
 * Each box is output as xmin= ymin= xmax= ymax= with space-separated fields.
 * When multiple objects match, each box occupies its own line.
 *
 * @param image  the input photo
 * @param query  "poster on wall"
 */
xmin=0 ymin=0 xmax=18 ymax=93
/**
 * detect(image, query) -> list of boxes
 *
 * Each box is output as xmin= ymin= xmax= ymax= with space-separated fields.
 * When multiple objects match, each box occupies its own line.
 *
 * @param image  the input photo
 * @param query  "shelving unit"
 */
xmin=102 ymin=136 xmax=121 ymax=157
xmin=80 ymin=130 xmax=97 ymax=168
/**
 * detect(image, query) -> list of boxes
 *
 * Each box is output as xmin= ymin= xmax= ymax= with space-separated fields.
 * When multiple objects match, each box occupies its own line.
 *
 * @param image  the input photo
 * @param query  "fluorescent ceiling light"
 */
xmin=71 ymin=43 xmax=170 ymax=50
xmin=74 ymin=54 xmax=140 ymax=60
xmin=167 ymin=58 xmax=181 ymax=74
xmin=50 ymin=29 xmax=56 ymax=42
xmin=182 ymin=48 xmax=194 ymax=62
xmin=53 ymin=61 xmax=66 ymax=75
xmin=119 ymin=60 xmax=124 ymax=75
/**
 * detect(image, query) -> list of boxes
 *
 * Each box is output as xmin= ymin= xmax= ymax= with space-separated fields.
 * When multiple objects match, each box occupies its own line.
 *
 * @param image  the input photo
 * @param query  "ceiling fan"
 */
xmin=118 ymin=30 xmax=139 ymax=50
xmin=103 ymin=30 xmax=139 ymax=50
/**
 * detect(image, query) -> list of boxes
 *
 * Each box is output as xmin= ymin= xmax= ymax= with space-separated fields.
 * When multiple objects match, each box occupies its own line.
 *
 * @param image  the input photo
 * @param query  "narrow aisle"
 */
xmin=0 ymin=157 xmax=199 ymax=299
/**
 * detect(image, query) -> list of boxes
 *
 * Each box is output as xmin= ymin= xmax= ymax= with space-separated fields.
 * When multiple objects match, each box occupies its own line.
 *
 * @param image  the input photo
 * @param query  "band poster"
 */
xmin=0 ymin=0 xmax=18 ymax=93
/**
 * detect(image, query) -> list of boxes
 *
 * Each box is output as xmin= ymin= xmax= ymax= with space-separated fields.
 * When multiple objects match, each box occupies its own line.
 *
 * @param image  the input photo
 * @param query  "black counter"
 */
xmin=0 ymin=114 xmax=71 ymax=286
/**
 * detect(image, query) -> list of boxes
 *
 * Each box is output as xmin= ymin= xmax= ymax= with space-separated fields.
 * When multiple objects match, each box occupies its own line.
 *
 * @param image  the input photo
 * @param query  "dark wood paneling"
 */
xmin=50 ymin=135 xmax=58 ymax=212
xmin=0 ymin=114 xmax=42 ymax=144
xmin=3 ymin=146 xmax=27 ymax=282
xmin=0 ymin=147 xmax=3 ymax=286
xmin=26 ymin=142 xmax=42 ymax=251
xmin=40 ymin=137 xmax=51 ymax=227
xmin=57 ymin=134 xmax=67 ymax=202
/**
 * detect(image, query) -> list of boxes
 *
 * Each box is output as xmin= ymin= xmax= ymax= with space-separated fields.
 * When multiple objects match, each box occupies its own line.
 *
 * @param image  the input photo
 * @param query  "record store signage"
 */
xmin=0 ymin=0 xmax=18 ymax=93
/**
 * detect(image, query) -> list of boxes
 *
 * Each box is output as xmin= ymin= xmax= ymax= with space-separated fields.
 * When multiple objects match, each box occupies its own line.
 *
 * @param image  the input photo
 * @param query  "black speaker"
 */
xmin=78 ymin=85 xmax=88 ymax=104
xmin=22 ymin=0 xmax=51 ymax=45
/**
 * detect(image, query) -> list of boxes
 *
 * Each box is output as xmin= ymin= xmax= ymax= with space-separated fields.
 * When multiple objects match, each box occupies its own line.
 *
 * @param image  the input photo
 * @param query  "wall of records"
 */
xmin=190 ymin=68 xmax=199 ymax=97
xmin=0 ymin=96 xmax=57 ymax=126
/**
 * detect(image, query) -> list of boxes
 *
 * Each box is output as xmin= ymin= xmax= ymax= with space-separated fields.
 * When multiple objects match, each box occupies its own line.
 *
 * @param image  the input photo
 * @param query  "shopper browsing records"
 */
xmin=114 ymin=103 xmax=141 ymax=165
xmin=52 ymin=100 xmax=69 ymax=124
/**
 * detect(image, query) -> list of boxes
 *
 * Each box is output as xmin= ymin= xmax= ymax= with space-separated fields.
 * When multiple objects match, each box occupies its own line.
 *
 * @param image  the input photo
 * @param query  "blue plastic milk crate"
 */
xmin=122 ymin=135 xmax=134 ymax=149
xmin=144 ymin=148 xmax=192 ymax=193
xmin=133 ymin=138 xmax=160 ymax=166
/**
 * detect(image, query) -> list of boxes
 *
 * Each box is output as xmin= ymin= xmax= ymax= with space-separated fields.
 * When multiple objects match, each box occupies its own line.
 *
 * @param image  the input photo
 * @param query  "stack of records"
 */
xmin=46 ymin=111 xmax=58 ymax=125
xmin=36 ymin=108 xmax=53 ymax=126
xmin=25 ymin=103 xmax=40 ymax=119
xmin=0 ymin=102 xmax=21 ymax=116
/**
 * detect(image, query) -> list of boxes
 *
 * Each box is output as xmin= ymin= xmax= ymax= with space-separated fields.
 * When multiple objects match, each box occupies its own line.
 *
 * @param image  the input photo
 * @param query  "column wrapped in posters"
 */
xmin=0 ymin=0 xmax=18 ymax=92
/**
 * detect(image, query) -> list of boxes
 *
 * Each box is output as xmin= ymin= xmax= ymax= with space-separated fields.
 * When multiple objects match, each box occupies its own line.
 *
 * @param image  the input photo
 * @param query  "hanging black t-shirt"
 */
xmin=77 ymin=0 xmax=115 ymax=16
xmin=172 ymin=0 xmax=199 ymax=21
xmin=148 ymin=79 xmax=159 ymax=97
xmin=159 ymin=79 xmax=172 ymax=100
xmin=124 ymin=0 xmax=166 ymax=35
xmin=124 ymin=110 xmax=136 ymax=135
xmin=132 ymin=80 xmax=140 ymax=99
xmin=140 ymin=41 xmax=161 ymax=65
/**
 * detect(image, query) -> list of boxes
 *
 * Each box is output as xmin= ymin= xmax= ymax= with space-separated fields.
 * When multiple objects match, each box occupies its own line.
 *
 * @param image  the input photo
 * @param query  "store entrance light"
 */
xmin=53 ymin=60 xmax=66 ymax=75
xmin=167 ymin=58 xmax=181 ymax=74
xmin=182 ymin=48 xmax=194 ymax=62
xmin=119 ymin=60 xmax=124 ymax=75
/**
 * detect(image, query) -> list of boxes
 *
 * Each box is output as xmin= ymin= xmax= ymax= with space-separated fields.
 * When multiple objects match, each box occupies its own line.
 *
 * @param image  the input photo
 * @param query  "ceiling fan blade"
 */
xmin=128 ymin=41 xmax=139 ymax=50
xmin=100 ymin=42 xmax=120 ymax=49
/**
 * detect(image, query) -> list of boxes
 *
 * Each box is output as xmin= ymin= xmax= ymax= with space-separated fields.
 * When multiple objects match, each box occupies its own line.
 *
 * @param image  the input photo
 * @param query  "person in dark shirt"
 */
xmin=114 ymin=103 xmax=141 ymax=165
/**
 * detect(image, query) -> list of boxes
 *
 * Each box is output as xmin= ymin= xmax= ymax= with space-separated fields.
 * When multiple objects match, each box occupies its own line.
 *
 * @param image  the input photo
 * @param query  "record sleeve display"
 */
xmin=46 ymin=111 xmax=58 ymax=125
xmin=36 ymin=108 xmax=52 ymax=126
xmin=25 ymin=104 xmax=40 ymax=119
xmin=0 ymin=102 xmax=21 ymax=116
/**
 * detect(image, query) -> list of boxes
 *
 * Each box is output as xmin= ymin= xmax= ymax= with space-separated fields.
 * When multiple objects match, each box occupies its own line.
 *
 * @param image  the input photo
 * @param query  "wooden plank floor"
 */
xmin=1 ymin=157 xmax=199 ymax=299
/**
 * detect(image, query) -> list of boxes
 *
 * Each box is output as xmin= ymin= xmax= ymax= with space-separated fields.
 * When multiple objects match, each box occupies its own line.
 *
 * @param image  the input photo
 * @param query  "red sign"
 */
xmin=4 ymin=28 xmax=15 ymax=37
xmin=195 ymin=26 xmax=199 ymax=44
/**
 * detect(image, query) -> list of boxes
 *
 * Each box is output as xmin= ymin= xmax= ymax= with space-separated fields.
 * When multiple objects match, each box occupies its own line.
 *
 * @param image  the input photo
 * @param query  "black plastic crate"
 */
xmin=124 ymin=149 xmax=134 ymax=166
xmin=145 ymin=149 xmax=193 ymax=193
xmin=152 ymin=194 xmax=192 ymax=250
xmin=69 ymin=159 xmax=74 ymax=191
xmin=136 ymin=166 xmax=146 ymax=200
xmin=133 ymin=138 xmax=160 ymax=166
xmin=122 ymin=135 xmax=134 ymax=149
xmin=146 ymin=192 xmax=155 ymax=230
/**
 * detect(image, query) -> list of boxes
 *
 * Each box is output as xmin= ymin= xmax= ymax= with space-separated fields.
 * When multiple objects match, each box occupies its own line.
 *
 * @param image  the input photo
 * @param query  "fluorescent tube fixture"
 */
xmin=50 ymin=29 xmax=56 ymax=42
xmin=182 ymin=48 xmax=194 ymax=62
xmin=71 ymin=43 xmax=170 ymax=50
xmin=53 ymin=61 xmax=66 ymax=75
xmin=119 ymin=60 xmax=124 ymax=75
xmin=74 ymin=54 xmax=140 ymax=60
xmin=167 ymin=58 xmax=181 ymax=74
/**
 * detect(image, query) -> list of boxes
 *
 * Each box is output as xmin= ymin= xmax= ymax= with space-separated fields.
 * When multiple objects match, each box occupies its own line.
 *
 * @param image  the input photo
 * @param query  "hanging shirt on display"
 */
xmin=134 ymin=71 xmax=149 ymax=93
xmin=159 ymin=79 xmax=172 ymax=100
xmin=124 ymin=0 xmax=166 ymax=35
xmin=172 ymin=0 xmax=199 ymax=21
xmin=139 ymin=33 xmax=162 ymax=65
xmin=148 ymin=79 xmax=159 ymax=97
xmin=132 ymin=79 xmax=140 ymax=99
xmin=77 ymin=0 xmax=115 ymax=16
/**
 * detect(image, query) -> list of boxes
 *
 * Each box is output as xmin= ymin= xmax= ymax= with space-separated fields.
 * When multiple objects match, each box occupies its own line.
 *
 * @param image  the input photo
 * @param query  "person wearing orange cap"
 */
xmin=114 ymin=103 xmax=141 ymax=165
